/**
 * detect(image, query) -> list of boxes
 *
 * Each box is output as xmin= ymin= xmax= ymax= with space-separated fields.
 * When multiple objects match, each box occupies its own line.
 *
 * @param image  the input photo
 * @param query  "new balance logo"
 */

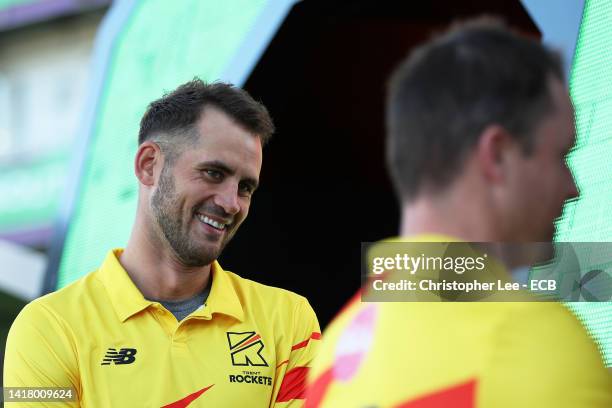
xmin=101 ymin=348 xmax=137 ymax=365
xmin=227 ymin=331 xmax=268 ymax=367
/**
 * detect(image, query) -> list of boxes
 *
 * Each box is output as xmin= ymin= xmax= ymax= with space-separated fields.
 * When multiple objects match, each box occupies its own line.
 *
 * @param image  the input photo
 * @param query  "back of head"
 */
xmin=386 ymin=18 xmax=564 ymax=202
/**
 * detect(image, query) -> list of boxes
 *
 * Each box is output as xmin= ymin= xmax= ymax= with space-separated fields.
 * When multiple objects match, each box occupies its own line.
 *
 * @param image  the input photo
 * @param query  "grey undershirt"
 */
xmin=149 ymin=283 xmax=211 ymax=322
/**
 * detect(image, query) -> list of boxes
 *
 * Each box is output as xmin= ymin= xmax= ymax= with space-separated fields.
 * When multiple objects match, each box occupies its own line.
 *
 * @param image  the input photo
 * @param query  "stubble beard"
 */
xmin=150 ymin=164 xmax=223 ymax=267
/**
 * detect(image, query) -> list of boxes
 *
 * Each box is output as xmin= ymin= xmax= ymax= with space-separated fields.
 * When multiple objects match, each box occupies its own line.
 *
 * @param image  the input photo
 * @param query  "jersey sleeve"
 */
xmin=4 ymin=301 xmax=80 ymax=408
xmin=481 ymin=303 xmax=612 ymax=407
xmin=273 ymin=296 xmax=321 ymax=408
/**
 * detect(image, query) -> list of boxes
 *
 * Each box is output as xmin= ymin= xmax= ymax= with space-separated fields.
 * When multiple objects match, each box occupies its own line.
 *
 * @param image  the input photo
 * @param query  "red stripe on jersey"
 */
xmin=276 ymin=366 xmax=310 ymax=402
xmin=394 ymin=380 xmax=477 ymax=408
xmin=276 ymin=359 xmax=289 ymax=369
xmin=304 ymin=367 xmax=333 ymax=408
xmin=161 ymin=384 xmax=214 ymax=408
xmin=291 ymin=332 xmax=322 ymax=351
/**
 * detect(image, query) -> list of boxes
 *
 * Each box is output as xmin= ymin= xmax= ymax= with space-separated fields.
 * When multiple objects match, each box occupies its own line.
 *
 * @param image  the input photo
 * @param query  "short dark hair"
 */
xmin=139 ymin=79 xmax=275 ymax=162
xmin=386 ymin=18 xmax=564 ymax=201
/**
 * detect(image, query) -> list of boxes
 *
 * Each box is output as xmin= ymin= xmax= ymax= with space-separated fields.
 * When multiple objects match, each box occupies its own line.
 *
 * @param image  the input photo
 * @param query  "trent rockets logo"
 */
xmin=227 ymin=331 xmax=268 ymax=367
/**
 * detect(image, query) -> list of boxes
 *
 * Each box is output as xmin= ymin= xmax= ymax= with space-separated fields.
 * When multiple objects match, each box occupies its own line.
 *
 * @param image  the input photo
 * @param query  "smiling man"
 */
xmin=4 ymin=80 xmax=321 ymax=407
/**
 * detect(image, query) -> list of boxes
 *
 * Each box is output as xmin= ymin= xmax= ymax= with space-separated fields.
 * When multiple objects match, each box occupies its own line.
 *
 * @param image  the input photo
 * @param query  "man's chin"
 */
xmin=197 ymin=240 xmax=227 ymax=262
xmin=190 ymin=229 xmax=235 ymax=263
xmin=171 ymin=243 xmax=222 ymax=268
xmin=544 ymin=226 xmax=557 ymax=243
xmin=530 ymin=241 xmax=555 ymax=266
xmin=534 ymin=221 xmax=557 ymax=242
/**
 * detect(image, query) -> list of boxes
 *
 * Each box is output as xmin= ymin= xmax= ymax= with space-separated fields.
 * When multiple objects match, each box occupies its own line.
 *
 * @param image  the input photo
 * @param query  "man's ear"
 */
xmin=475 ymin=124 xmax=514 ymax=183
xmin=135 ymin=141 xmax=161 ymax=186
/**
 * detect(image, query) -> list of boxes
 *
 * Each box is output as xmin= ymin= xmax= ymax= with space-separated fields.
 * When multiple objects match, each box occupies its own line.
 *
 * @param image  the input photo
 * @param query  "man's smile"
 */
xmin=196 ymin=213 xmax=231 ymax=231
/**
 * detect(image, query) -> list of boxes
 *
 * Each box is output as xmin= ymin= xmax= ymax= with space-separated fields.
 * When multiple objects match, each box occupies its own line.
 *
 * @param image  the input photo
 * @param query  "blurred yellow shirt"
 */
xmin=306 ymin=237 xmax=612 ymax=407
xmin=5 ymin=249 xmax=321 ymax=407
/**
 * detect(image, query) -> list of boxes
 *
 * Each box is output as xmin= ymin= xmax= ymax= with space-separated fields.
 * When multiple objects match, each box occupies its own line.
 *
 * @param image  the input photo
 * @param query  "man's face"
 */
xmin=501 ymin=77 xmax=578 ymax=241
xmin=150 ymin=107 xmax=263 ymax=267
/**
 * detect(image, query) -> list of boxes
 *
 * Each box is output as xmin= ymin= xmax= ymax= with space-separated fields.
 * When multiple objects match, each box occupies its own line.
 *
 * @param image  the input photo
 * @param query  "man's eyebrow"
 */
xmin=196 ymin=160 xmax=234 ymax=174
xmin=196 ymin=160 xmax=259 ymax=190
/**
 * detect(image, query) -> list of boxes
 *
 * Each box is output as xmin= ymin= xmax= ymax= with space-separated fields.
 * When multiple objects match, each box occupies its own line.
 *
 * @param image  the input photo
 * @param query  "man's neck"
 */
xmin=398 ymin=192 xmax=544 ymax=278
xmin=399 ymin=191 xmax=500 ymax=242
xmin=119 ymin=221 xmax=211 ymax=301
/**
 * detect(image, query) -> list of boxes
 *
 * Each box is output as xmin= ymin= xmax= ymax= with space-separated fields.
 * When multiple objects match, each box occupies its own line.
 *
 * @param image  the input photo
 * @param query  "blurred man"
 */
xmin=307 ymin=20 xmax=612 ymax=407
xmin=5 ymin=79 xmax=320 ymax=407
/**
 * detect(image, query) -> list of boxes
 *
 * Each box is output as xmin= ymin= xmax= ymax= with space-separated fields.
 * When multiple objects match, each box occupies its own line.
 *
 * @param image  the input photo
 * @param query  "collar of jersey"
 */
xmin=97 ymin=249 xmax=244 ymax=323
xmin=374 ymin=233 xmax=512 ymax=281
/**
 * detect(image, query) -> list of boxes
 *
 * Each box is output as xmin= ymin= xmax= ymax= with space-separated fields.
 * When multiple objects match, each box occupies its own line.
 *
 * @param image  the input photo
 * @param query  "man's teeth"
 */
xmin=197 ymin=214 xmax=226 ymax=230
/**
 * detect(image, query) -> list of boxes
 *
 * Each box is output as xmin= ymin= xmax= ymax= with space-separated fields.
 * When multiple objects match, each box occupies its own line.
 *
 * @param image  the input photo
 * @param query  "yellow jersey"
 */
xmin=307 ymin=239 xmax=612 ymax=407
xmin=5 ymin=249 xmax=321 ymax=407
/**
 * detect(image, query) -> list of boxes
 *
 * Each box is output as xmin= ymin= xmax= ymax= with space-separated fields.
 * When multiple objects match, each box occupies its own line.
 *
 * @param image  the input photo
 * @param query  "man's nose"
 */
xmin=567 ymin=172 xmax=579 ymax=201
xmin=214 ymin=183 xmax=240 ymax=215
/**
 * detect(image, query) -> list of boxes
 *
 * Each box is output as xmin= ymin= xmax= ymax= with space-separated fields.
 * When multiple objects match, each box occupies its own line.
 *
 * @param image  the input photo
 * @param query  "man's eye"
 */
xmin=204 ymin=169 xmax=222 ymax=180
xmin=239 ymin=183 xmax=254 ymax=195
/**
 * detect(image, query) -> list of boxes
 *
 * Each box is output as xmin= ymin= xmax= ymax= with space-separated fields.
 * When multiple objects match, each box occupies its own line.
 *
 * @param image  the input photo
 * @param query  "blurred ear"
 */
xmin=135 ymin=141 xmax=162 ymax=186
xmin=475 ymin=124 xmax=515 ymax=184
